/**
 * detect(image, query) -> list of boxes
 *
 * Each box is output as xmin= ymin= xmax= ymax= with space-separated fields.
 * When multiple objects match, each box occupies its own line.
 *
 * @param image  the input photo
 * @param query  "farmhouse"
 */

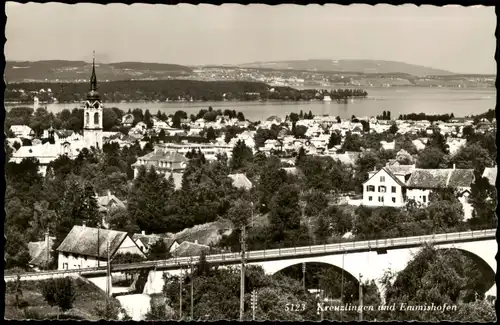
xmin=56 ymin=225 xmax=146 ymax=270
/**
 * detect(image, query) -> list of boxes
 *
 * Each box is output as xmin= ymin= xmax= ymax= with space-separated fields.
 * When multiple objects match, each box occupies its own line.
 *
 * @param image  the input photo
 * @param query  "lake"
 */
xmin=7 ymin=87 xmax=495 ymax=121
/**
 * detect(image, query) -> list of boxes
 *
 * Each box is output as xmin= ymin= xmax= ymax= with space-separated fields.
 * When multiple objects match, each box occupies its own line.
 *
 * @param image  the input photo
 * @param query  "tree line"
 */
xmin=5 ymin=80 xmax=368 ymax=103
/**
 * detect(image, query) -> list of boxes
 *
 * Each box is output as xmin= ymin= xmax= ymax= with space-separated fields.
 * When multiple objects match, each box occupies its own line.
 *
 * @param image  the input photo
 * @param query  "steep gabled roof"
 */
xmin=228 ymin=173 xmax=253 ymax=190
xmin=57 ymin=226 xmax=131 ymax=258
xmin=363 ymin=167 xmax=406 ymax=187
xmin=28 ymin=237 xmax=56 ymax=266
xmin=406 ymin=169 xmax=474 ymax=189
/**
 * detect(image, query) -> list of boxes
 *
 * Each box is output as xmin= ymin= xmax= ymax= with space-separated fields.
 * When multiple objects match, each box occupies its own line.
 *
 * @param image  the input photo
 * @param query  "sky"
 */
xmin=5 ymin=2 xmax=496 ymax=74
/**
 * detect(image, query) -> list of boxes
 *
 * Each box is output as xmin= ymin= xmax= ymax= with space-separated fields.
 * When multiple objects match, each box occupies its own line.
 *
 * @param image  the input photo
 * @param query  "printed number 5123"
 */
xmin=285 ymin=303 xmax=305 ymax=312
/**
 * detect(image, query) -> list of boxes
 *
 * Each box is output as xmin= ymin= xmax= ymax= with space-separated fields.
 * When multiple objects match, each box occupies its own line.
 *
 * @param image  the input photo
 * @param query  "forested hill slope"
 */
xmin=5 ymin=60 xmax=193 ymax=83
xmin=237 ymin=59 xmax=455 ymax=77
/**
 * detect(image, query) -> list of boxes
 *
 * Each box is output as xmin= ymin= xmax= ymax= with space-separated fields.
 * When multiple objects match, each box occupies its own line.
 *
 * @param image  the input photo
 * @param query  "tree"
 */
xmin=142 ymin=109 xmax=152 ymax=127
xmin=227 ymin=198 xmax=253 ymax=229
xmin=360 ymin=120 xmax=370 ymax=133
xmin=389 ymin=123 xmax=398 ymax=135
xmin=416 ymin=147 xmax=449 ymax=169
xmin=237 ymin=112 xmax=245 ymax=122
xmin=41 ymin=277 xmax=76 ymax=319
xmin=327 ymin=132 xmax=341 ymax=149
xmin=230 ymin=139 xmax=253 ymax=171
xmin=382 ymin=244 xmax=495 ymax=321
xmin=206 ymin=127 xmax=216 ymax=141
xmin=428 ymin=131 xmax=449 ymax=154
xmin=269 ymin=184 xmax=301 ymax=233
xmin=452 ymin=143 xmax=492 ymax=174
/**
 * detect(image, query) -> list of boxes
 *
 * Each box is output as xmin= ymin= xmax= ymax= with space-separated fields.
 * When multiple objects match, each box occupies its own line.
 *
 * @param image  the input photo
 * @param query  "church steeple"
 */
xmin=86 ymin=51 xmax=100 ymax=101
xmin=90 ymin=51 xmax=97 ymax=92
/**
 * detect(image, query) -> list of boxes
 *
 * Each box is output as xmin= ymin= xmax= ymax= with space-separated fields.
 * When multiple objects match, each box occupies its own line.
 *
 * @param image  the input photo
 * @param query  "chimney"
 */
xmin=141 ymin=230 xmax=145 ymax=236
xmin=194 ymin=240 xmax=198 ymax=245
xmin=453 ymin=163 xmax=456 ymax=170
xmin=107 ymin=190 xmax=111 ymax=199
xmin=45 ymin=231 xmax=50 ymax=247
xmin=82 ymin=221 xmax=86 ymax=228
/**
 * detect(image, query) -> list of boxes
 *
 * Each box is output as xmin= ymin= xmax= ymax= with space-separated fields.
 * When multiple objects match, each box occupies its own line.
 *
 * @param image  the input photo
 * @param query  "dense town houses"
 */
xmin=8 ymin=57 xmax=104 ymax=175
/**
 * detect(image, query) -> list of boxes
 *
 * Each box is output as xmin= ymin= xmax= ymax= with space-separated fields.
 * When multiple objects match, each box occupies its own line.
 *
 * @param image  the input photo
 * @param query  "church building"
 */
xmin=10 ymin=53 xmax=104 ymax=175
xmin=83 ymin=54 xmax=103 ymax=150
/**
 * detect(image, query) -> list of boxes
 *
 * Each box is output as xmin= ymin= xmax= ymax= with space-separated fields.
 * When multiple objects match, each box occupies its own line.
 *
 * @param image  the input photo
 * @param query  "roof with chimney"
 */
xmin=97 ymin=193 xmax=126 ymax=210
xmin=57 ymin=225 xmax=137 ymax=259
xmin=28 ymin=236 xmax=56 ymax=267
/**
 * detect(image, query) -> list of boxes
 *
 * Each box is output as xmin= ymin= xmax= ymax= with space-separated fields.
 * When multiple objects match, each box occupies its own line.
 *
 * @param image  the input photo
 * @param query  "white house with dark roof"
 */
xmin=132 ymin=146 xmax=189 ymax=178
xmin=362 ymin=165 xmax=415 ymax=207
xmin=363 ymin=165 xmax=475 ymax=219
xmin=56 ymin=225 xmax=146 ymax=270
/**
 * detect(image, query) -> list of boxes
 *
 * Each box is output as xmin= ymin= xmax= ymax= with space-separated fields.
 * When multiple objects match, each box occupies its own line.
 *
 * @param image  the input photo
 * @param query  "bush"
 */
xmin=40 ymin=277 xmax=76 ymax=316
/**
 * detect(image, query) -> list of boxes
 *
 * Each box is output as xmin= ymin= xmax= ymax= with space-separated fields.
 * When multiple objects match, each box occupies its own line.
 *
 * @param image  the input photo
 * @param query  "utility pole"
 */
xmin=359 ymin=273 xmax=364 ymax=321
xmin=302 ymin=262 xmax=306 ymax=292
xmin=251 ymin=202 xmax=254 ymax=228
xmin=240 ymin=225 xmax=246 ymax=321
xmin=106 ymin=240 xmax=111 ymax=297
xmin=190 ymin=260 xmax=194 ymax=320
xmin=251 ymin=290 xmax=257 ymax=320
xmin=97 ymin=223 xmax=100 ymax=268
xmin=179 ymin=266 xmax=183 ymax=320
xmin=45 ymin=228 xmax=50 ymax=271
xmin=341 ymin=248 xmax=345 ymax=322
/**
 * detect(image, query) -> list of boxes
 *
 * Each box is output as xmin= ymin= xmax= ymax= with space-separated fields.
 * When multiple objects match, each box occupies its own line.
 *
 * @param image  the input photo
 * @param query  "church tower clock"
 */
xmin=83 ymin=52 xmax=103 ymax=150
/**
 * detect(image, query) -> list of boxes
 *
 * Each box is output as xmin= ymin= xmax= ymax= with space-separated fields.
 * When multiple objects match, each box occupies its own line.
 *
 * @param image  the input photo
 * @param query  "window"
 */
xmin=380 ymin=176 xmax=385 ymax=182
xmin=392 ymin=197 xmax=396 ymax=203
xmin=367 ymin=185 xmax=375 ymax=192
xmin=94 ymin=112 xmax=99 ymax=125
xmin=391 ymin=186 xmax=397 ymax=193
xmin=378 ymin=196 xmax=384 ymax=202
xmin=423 ymin=196 xmax=427 ymax=203
xmin=84 ymin=256 xmax=87 ymax=261
xmin=86 ymin=112 xmax=90 ymax=125
xmin=378 ymin=186 xmax=386 ymax=193
xmin=369 ymin=196 xmax=372 ymax=201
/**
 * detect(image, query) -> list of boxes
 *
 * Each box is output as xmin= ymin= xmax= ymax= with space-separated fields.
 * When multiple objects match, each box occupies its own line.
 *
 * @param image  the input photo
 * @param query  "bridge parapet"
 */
xmin=5 ymin=229 xmax=495 ymax=281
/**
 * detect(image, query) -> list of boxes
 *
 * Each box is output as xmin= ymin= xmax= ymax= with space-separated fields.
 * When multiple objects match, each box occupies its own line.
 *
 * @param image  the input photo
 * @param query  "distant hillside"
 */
xmin=5 ymin=60 xmax=193 ymax=83
xmin=237 ymin=59 xmax=456 ymax=77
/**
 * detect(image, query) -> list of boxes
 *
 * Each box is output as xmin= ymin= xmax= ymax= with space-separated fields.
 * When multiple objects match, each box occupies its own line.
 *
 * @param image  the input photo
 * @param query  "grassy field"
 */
xmin=4 ymin=276 xmax=123 ymax=320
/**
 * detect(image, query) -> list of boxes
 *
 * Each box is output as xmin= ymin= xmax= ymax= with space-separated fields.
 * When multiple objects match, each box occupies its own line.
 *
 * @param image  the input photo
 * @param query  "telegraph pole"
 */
xmin=251 ymin=290 xmax=257 ymax=320
xmin=190 ymin=261 xmax=194 ymax=320
xmin=106 ymin=240 xmax=111 ymax=297
xmin=341 ymin=248 xmax=345 ymax=322
xmin=240 ymin=225 xmax=246 ymax=321
xmin=179 ymin=266 xmax=183 ymax=320
xmin=97 ymin=223 xmax=100 ymax=268
xmin=302 ymin=262 xmax=306 ymax=292
xmin=359 ymin=273 xmax=364 ymax=321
